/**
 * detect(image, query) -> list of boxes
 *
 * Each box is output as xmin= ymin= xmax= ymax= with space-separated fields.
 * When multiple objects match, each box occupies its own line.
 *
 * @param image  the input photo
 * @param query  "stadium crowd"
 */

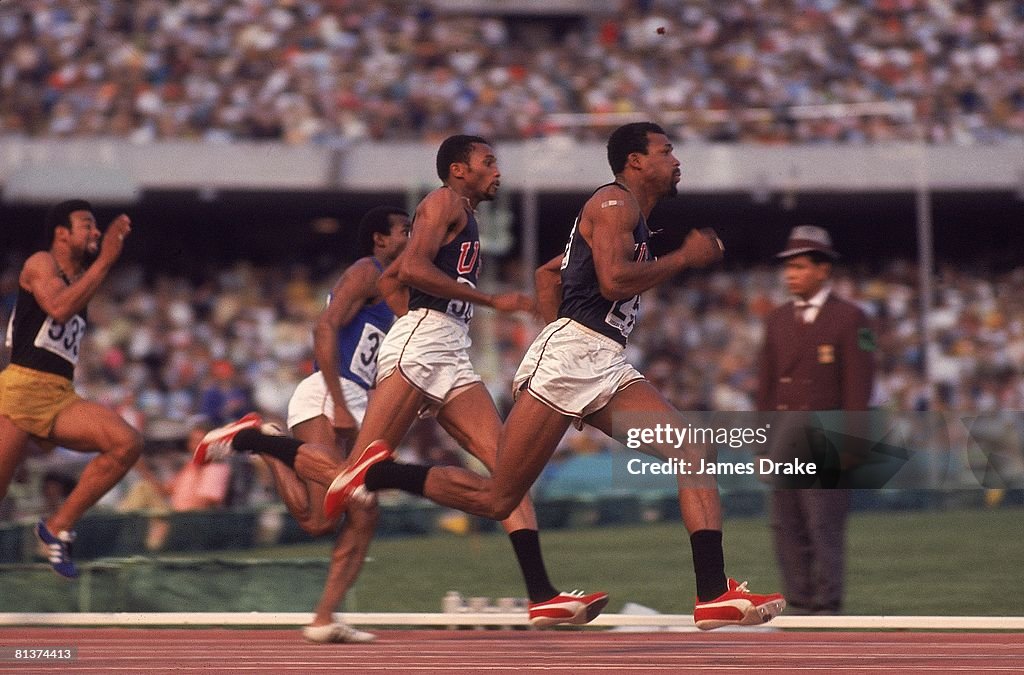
xmin=3 ymin=255 xmax=1023 ymax=522
xmin=1 ymin=0 xmax=1023 ymax=145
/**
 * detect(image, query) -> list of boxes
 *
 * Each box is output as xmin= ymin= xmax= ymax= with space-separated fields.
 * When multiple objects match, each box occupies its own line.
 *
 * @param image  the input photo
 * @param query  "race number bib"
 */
xmin=605 ymin=294 xmax=640 ymax=339
xmin=445 ymin=277 xmax=476 ymax=323
xmin=348 ymin=322 xmax=387 ymax=386
xmin=33 ymin=314 xmax=86 ymax=365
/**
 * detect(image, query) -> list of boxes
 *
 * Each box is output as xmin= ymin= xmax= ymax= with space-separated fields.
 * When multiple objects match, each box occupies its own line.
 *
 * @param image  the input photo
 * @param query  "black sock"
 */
xmin=233 ymin=429 xmax=299 ymax=468
xmin=364 ymin=460 xmax=428 ymax=495
xmin=508 ymin=529 xmax=558 ymax=603
xmin=691 ymin=529 xmax=728 ymax=602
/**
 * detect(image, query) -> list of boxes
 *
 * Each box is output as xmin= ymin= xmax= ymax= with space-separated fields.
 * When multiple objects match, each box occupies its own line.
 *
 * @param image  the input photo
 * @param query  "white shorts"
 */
xmin=287 ymin=372 xmax=369 ymax=430
xmin=376 ymin=308 xmax=482 ymax=415
xmin=513 ymin=318 xmax=646 ymax=429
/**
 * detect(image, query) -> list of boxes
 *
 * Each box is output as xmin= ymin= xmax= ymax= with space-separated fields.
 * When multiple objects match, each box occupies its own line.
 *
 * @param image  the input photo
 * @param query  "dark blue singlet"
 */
xmin=558 ymin=182 xmax=651 ymax=346
xmin=407 ymin=206 xmax=481 ymax=323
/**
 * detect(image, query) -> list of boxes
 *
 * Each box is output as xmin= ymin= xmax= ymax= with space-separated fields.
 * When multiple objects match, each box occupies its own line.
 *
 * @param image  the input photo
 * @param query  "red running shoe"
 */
xmin=192 ymin=412 xmax=263 ymax=464
xmin=528 ymin=590 xmax=609 ymax=628
xmin=693 ymin=578 xmax=786 ymax=630
xmin=323 ymin=440 xmax=394 ymax=519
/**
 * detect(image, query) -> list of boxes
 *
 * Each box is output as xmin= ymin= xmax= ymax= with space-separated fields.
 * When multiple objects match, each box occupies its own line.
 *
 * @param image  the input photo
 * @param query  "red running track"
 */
xmin=1 ymin=628 xmax=1022 ymax=673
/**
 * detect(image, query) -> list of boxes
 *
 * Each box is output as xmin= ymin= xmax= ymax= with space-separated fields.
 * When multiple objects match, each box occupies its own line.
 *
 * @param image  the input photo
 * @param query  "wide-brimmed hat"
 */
xmin=776 ymin=225 xmax=839 ymax=260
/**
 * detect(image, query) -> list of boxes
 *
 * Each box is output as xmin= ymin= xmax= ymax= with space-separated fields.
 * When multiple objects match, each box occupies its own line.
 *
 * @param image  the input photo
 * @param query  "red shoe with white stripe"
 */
xmin=693 ymin=578 xmax=786 ymax=630
xmin=192 ymin=412 xmax=263 ymax=464
xmin=323 ymin=440 xmax=394 ymax=519
xmin=528 ymin=590 xmax=609 ymax=628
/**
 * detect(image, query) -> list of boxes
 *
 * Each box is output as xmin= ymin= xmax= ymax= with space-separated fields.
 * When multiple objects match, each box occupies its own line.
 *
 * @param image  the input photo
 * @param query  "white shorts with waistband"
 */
xmin=287 ymin=372 xmax=369 ymax=430
xmin=376 ymin=307 xmax=483 ymax=416
xmin=513 ymin=318 xmax=646 ymax=429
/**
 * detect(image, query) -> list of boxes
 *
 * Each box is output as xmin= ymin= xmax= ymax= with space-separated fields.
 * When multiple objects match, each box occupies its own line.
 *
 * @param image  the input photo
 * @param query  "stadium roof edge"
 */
xmin=0 ymin=139 xmax=1021 ymax=196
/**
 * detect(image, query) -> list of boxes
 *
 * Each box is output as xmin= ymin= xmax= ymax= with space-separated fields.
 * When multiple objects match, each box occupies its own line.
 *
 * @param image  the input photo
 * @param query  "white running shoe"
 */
xmin=302 ymin=622 xmax=376 ymax=644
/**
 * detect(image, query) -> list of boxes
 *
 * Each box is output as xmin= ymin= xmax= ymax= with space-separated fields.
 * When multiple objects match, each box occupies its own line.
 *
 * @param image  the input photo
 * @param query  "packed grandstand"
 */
xmin=1 ymin=0 xmax=1023 ymax=145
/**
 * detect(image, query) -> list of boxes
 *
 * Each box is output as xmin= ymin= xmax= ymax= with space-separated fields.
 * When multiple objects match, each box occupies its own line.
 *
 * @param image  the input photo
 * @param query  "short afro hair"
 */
xmin=436 ymin=134 xmax=490 ymax=181
xmin=44 ymin=199 xmax=93 ymax=241
xmin=356 ymin=205 xmax=408 ymax=257
xmin=607 ymin=122 xmax=667 ymax=174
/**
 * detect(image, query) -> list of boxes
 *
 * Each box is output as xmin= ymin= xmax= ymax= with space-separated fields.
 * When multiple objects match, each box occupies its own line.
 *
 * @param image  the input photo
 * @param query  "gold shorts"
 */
xmin=0 ymin=364 xmax=81 ymax=438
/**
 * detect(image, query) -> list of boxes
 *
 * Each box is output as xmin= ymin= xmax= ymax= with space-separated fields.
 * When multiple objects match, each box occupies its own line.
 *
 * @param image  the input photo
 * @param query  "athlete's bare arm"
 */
xmin=377 ymin=256 xmax=409 ymax=316
xmin=584 ymin=186 xmax=722 ymax=300
xmin=313 ymin=258 xmax=380 ymax=436
xmin=534 ymin=254 xmax=564 ymax=324
xmin=21 ymin=214 xmax=132 ymax=323
xmin=399 ymin=188 xmax=532 ymax=312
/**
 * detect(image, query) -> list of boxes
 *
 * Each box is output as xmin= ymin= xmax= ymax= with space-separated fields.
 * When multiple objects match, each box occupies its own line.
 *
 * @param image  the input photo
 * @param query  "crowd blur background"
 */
xmin=2 ymin=0 xmax=1024 ymax=526
xmin=2 ymin=0 xmax=1023 ymax=144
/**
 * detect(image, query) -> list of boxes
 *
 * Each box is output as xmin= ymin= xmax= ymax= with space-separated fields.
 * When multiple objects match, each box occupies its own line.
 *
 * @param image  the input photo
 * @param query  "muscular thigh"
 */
xmin=0 ymin=416 xmax=31 ymax=491
xmin=586 ymin=380 xmax=677 ymax=442
xmin=350 ymin=371 xmax=423 ymax=453
xmin=436 ymin=383 xmax=502 ymax=468
xmin=0 ymin=366 xmax=80 ymax=438
xmin=50 ymin=400 xmax=138 ymax=453
xmin=292 ymin=415 xmax=342 ymax=451
xmin=495 ymin=391 xmax=573 ymax=496
xmin=588 ymin=382 xmax=714 ymax=468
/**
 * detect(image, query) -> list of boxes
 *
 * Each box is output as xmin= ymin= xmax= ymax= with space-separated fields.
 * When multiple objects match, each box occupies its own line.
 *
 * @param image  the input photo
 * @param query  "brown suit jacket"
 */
xmin=757 ymin=293 xmax=875 ymax=413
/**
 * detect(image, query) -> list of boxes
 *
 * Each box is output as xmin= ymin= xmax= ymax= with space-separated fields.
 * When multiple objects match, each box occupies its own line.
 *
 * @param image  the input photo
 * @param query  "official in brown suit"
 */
xmin=756 ymin=226 xmax=875 ymax=614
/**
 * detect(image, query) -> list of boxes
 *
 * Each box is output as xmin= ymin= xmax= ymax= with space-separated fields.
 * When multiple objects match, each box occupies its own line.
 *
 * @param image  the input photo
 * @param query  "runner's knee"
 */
xmin=346 ymin=500 xmax=379 ymax=532
xmin=302 ymin=518 xmax=336 ymax=538
xmin=109 ymin=427 xmax=144 ymax=467
xmin=489 ymin=489 xmax=521 ymax=521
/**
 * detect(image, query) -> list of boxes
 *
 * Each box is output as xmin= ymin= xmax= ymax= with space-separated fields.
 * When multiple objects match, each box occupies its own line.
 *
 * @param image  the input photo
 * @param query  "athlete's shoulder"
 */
xmin=419 ymin=185 xmax=462 ymax=211
xmin=23 ymin=250 xmax=56 ymax=269
xmin=351 ymin=256 xmax=384 ymax=275
xmin=336 ymin=256 xmax=382 ymax=292
xmin=416 ymin=187 xmax=463 ymax=223
xmin=20 ymin=251 xmax=57 ymax=287
xmin=588 ymin=182 xmax=630 ymax=205
xmin=583 ymin=183 xmax=637 ymax=226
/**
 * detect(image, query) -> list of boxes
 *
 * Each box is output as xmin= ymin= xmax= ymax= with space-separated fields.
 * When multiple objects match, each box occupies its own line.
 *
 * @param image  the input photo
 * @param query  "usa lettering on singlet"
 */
xmin=7 ymin=275 xmax=87 ymax=381
xmin=319 ymin=258 xmax=396 ymax=390
xmin=558 ymin=182 xmax=651 ymax=346
xmin=407 ymin=208 xmax=481 ymax=323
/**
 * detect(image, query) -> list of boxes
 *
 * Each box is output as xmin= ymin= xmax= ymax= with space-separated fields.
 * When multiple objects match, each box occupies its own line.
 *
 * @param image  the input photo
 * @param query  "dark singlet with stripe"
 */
xmin=558 ymin=182 xmax=651 ymax=346
xmin=6 ymin=270 xmax=87 ymax=380
xmin=407 ymin=205 xmax=481 ymax=323
xmin=319 ymin=257 xmax=395 ymax=390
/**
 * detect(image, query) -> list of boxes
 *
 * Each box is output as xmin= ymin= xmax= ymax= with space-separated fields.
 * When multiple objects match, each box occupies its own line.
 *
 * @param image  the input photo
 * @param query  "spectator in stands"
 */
xmin=1 ymin=1 xmax=1022 ymax=145
xmin=169 ymin=420 xmax=232 ymax=511
xmin=117 ymin=419 xmax=231 ymax=550
xmin=199 ymin=360 xmax=251 ymax=426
